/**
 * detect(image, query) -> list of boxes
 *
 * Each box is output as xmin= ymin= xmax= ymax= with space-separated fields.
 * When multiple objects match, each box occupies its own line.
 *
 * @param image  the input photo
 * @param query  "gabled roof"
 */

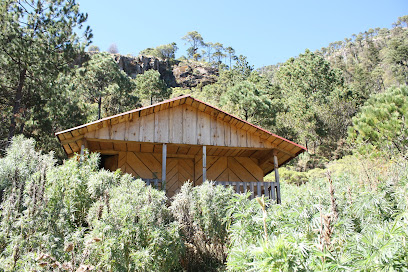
xmin=56 ymin=95 xmax=306 ymax=167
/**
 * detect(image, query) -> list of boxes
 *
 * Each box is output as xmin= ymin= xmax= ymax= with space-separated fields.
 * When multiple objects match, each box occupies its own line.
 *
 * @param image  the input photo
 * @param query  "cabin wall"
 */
xmin=117 ymin=151 xmax=162 ymax=179
xmin=115 ymin=151 xmax=194 ymax=197
xmin=166 ymin=158 xmax=194 ymax=197
xmin=195 ymin=156 xmax=263 ymax=185
xmin=105 ymin=151 xmax=264 ymax=197
xmin=85 ymin=104 xmax=274 ymax=149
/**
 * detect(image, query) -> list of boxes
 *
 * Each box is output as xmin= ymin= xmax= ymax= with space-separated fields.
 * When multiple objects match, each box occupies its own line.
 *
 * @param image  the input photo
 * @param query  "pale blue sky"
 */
xmin=78 ymin=0 xmax=407 ymax=68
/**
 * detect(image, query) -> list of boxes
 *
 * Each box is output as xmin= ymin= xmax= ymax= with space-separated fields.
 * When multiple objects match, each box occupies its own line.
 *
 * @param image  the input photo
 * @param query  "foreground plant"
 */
xmin=227 ymin=156 xmax=408 ymax=271
xmin=0 ymin=137 xmax=183 ymax=271
xmin=170 ymin=181 xmax=235 ymax=271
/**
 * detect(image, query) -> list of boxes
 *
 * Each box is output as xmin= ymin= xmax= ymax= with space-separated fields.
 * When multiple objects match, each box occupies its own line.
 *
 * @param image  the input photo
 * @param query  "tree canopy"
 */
xmin=348 ymin=85 xmax=408 ymax=158
xmin=182 ymin=31 xmax=205 ymax=60
xmin=75 ymin=53 xmax=138 ymax=121
xmin=140 ymin=42 xmax=178 ymax=60
xmin=0 ymin=0 xmax=92 ymax=147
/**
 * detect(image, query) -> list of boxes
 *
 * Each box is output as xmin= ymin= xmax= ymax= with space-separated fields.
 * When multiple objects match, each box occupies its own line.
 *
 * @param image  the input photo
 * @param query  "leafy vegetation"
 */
xmin=76 ymin=53 xmax=139 ymax=121
xmin=171 ymin=182 xmax=235 ymax=271
xmin=0 ymin=0 xmax=91 ymax=149
xmin=140 ymin=42 xmax=179 ymax=61
xmin=348 ymin=85 xmax=408 ymax=159
xmin=228 ymin=155 xmax=408 ymax=271
xmin=135 ymin=69 xmax=169 ymax=105
xmin=0 ymin=137 xmax=182 ymax=271
xmin=1 ymin=134 xmax=407 ymax=271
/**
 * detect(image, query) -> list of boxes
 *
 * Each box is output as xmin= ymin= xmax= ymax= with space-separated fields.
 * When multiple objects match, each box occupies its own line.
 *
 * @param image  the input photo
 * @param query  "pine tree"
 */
xmin=0 ymin=0 xmax=92 ymax=145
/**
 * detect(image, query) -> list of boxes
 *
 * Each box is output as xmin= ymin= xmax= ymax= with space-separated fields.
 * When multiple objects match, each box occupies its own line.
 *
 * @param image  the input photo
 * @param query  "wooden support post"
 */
xmin=271 ymin=183 xmax=276 ymax=200
xmin=203 ymin=145 xmax=207 ymax=182
xmin=257 ymin=182 xmax=262 ymax=197
xmin=80 ymin=144 xmax=85 ymax=163
xmin=81 ymin=138 xmax=88 ymax=149
xmin=79 ymin=138 xmax=88 ymax=163
xmin=162 ymin=143 xmax=167 ymax=192
xmin=273 ymin=150 xmax=281 ymax=204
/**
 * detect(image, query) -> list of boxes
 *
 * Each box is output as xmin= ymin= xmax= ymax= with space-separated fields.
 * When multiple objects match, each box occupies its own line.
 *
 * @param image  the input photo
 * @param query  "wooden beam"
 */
xmin=84 ymin=137 xmax=297 ymax=156
xmin=91 ymin=150 xmax=120 ymax=155
xmin=203 ymin=145 xmax=207 ymax=182
xmin=258 ymin=150 xmax=275 ymax=167
xmin=162 ymin=143 xmax=167 ymax=191
xmin=259 ymin=147 xmax=295 ymax=167
xmin=273 ymin=150 xmax=281 ymax=204
xmin=274 ymin=147 xmax=296 ymax=158
xmin=60 ymin=135 xmax=84 ymax=145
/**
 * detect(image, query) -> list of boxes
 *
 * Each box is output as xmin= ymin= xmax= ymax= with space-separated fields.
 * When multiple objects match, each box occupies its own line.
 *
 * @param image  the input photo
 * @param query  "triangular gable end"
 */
xmin=56 ymin=95 xmax=306 ymax=168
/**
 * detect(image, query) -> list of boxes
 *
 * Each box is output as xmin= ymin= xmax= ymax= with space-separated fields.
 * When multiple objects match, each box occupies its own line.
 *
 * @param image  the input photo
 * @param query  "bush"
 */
xmin=87 ymin=177 xmax=183 ymax=271
xmin=0 ymin=136 xmax=55 ymax=270
xmin=2 ymin=136 xmax=408 ymax=271
xmin=0 ymin=137 xmax=183 ymax=271
xmin=170 ymin=181 xmax=236 ymax=271
xmin=227 ymin=156 xmax=408 ymax=271
xmin=278 ymin=168 xmax=309 ymax=185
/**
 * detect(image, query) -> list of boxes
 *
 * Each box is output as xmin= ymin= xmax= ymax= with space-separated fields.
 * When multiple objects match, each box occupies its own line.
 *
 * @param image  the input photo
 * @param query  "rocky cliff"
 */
xmin=110 ymin=54 xmax=218 ymax=89
xmin=172 ymin=61 xmax=218 ymax=88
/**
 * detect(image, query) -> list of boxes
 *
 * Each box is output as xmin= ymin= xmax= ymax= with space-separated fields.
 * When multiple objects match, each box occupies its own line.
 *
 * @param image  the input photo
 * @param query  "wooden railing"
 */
xmin=141 ymin=179 xmax=280 ymax=203
xmin=213 ymin=181 xmax=280 ymax=202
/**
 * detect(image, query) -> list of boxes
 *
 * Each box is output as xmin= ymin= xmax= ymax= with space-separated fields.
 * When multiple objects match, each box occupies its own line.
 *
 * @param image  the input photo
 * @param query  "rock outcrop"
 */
xmin=172 ymin=62 xmax=218 ymax=89
xmin=112 ymin=54 xmax=167 ymax=78
xmin=80 ymin=53 xmax=219 ymax=89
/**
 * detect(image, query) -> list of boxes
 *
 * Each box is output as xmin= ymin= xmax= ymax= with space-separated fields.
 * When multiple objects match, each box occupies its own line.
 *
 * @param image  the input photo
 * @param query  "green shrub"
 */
xmin=279 ymin=168 xmax=309 ymax=185
xmin=0 ymin=136 xmax=55 ymax=271
xmin=87 ymin=177 xmax=183 ymax=271
xmin=227 ymin=156 xmax=408 ymax=271
xmin=0 ymin=137 xmax=183 ymax=271
xmin=170 ymin=181 xmax=236 ymax=271
xmin=2 ymin=136 xmax=408 ymax=271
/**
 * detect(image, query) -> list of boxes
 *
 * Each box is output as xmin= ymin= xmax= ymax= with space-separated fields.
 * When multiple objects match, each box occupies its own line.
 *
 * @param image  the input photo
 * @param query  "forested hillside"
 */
xmin=1 ymin=0 xmax=408 ymax=271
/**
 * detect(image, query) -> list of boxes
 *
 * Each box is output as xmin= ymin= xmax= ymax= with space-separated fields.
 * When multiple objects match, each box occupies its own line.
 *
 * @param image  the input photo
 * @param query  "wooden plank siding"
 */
xmin=84 ymin=104 xmax=267 ymax=149
xmin=194 ymin=156 xmax=263 ymax=185
xmin=117 ymin=152 xmax=162 ymax=179
xmin=166 ymin=158 xmax=194 ymax=197
xmin=115 ymin=151 xmax=195 ymax=197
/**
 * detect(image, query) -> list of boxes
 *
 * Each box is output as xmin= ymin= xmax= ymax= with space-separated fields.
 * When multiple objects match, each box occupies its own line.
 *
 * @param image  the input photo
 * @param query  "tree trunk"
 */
xmin=8 ymin=69 xmax=27 ymax=142
xmin=98 ymin=95 xmax=102 ymax=120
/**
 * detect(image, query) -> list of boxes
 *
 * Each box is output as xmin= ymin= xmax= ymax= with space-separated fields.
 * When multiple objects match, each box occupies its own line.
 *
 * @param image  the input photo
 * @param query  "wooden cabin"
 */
xmin=56 ymin=95 xmax=306 ymax=202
